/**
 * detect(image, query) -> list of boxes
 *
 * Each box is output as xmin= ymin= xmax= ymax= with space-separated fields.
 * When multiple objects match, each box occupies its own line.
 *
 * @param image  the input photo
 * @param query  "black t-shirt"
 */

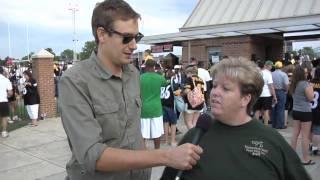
xmin=311 ymin=79 xmax=320 ymax=125
xmin=23 ymin=78 xmax=40 ymax=105
xmin=161 ymin=80 xmax=174 ymax=108
xmin=161 ymin=119 xmax=311 ymax=180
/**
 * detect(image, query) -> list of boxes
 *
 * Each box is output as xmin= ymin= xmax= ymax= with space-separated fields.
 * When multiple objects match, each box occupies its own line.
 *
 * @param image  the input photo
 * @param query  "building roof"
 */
xmin=140 ymin=0 xmax=320 ymax=45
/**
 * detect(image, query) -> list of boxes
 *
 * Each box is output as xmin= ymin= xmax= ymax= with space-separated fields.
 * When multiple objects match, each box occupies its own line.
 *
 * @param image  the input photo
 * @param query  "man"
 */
xmin=140 ymin=60 xmax=166 ymax=149
xmin=271 ymin=61 xmax=289 ymax=129
xmin=0 ymin=66 xmax=13 ymax=138
xmin=58 ymin=1 xmax=202 ymax=179
xmin=254 ymin=60 xmax=277 ymax=125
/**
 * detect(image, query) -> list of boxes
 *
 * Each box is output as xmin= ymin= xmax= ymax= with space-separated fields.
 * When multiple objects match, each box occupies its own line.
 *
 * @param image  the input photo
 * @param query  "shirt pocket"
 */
xmin=127 ymin=97 xmax=141 ymax=127
xmin=94 ymin=102 xmax=120 ymax=142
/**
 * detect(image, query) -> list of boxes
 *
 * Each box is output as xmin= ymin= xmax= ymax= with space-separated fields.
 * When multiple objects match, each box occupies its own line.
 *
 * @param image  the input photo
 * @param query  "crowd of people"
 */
xmin=0 ymin=65 xmax=42 ymax=137
xmin=2 ymin=0 xmax=319 ymax=179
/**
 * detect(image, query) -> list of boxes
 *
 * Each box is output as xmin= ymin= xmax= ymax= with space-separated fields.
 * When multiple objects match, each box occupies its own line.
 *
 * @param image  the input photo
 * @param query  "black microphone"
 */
xmin=175 ymin=113 xmax=212 ymax=180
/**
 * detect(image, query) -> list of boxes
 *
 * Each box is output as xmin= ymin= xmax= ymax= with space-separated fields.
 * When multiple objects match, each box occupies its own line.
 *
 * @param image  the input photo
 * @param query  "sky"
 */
xmin=0 ymin=0 xmax=319 ymax=60
xmin=0 ymin=0 xmax=198 ymax=59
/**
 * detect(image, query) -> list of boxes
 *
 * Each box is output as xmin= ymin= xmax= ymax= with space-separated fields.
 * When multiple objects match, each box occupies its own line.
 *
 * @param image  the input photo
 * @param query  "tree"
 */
xmin=45 ymin=48 xmax=59 ymax=61
xmin=60 ymin=49 xmax=74 ymax=61
xmin=301 ymin=47 xmax=316 ymax=60
xmin=21 ymin=52 xmax=35 ymax=60
xmin=80 ymin=40 xmax=96 ymax=60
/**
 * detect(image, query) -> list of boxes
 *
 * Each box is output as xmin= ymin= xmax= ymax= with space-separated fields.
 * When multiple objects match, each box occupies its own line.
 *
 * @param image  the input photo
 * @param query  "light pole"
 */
xmin=68 ymin=2 xmax=79 ymax=63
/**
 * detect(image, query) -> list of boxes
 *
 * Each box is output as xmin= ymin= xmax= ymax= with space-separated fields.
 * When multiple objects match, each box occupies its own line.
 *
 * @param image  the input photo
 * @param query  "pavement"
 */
xmin=0 ymin=117 xmax=320 ymax=180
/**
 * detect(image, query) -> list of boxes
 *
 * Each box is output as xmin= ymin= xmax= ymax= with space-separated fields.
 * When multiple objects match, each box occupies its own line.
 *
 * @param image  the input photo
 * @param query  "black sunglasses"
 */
xmin=104 ymin=28 xmax=144 ymax=44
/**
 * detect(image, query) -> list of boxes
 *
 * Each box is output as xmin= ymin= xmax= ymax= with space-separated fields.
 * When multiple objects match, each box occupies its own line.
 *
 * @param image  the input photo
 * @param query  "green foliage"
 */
xmin=21 ymin=52 xmax=34 ymax=60
xmin=79 ymin=40 xmax=96 ymax=60
xmin=60 ymin=49 xmax=74 ymax=61
xmin=300 ymin=47 xmax=316 ymax=60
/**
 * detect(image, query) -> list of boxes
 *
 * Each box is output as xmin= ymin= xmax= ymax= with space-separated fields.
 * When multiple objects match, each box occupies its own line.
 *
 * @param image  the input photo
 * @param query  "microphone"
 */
xmin=175 ymin=113 xmax=212 ymax=180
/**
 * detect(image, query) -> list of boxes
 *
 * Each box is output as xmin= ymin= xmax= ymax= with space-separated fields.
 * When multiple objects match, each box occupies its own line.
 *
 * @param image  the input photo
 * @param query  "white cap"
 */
xmin=174 ymin=65 xmax=181 ymax=69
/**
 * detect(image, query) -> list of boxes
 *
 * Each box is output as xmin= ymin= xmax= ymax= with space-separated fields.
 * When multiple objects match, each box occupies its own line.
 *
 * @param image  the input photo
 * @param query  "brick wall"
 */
xmin=32 ymin=57 xmax=56 ymax=118
xmin=181 ymin=34 xmax=284 ymax=64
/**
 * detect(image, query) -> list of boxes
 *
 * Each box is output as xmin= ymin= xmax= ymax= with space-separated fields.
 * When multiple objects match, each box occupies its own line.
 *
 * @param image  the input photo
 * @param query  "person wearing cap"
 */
xmin=271 ymin=61 xmax=289 ymax=129
xmin=254 ymin=60 xmax=277 ymax=125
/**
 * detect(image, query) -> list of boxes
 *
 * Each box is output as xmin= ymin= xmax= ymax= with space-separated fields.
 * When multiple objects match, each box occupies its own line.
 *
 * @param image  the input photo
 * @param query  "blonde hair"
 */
xmin=185 ymin=65 xmax=198 ymax=75
xmin=211 ymin=57 xmax=263 ymax=114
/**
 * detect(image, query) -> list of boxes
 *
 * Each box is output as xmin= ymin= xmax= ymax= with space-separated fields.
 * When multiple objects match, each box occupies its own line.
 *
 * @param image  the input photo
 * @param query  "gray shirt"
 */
xmin=293 ymin=81 xmax=312 ymax=112
xmin=59 ymin=52 xmax=150 ymax=180
xmin=272 ymin=69 xmax=289 ymax=91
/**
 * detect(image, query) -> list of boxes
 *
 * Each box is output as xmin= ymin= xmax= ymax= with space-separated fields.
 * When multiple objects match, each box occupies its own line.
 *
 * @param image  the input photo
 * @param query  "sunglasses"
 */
xmin=104 ymin=28 xmax=144 ymax=44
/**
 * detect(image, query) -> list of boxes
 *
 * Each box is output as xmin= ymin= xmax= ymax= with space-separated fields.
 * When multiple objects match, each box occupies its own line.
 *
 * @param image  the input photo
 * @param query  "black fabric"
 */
xmin=0 ymin=102 xmax=10 ymax=116
xmin=23 ymin=79 xmax=40 ymax=105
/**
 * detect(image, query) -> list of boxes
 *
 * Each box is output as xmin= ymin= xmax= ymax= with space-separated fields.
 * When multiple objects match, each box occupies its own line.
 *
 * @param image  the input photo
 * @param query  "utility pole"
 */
xmin=68 ymin=2 xmax=79 ymax=63
xmin=7 ymin=22 xmax=12 ymax=58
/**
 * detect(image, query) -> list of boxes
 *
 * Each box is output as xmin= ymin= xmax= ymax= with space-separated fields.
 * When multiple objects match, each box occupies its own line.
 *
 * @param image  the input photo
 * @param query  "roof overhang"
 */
xmin=140 ymin=15 xmax=320 ymax=45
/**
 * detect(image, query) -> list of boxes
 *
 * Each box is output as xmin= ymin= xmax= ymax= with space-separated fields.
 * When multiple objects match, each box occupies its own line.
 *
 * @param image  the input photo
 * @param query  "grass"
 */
xmin=1 ymin=101 xmax=30 ymax=132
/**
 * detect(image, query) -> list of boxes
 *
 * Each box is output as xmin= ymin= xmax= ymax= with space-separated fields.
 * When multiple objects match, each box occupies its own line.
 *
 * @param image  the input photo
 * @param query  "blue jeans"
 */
xmin=271 ymin=90 xmax=287 ymax=129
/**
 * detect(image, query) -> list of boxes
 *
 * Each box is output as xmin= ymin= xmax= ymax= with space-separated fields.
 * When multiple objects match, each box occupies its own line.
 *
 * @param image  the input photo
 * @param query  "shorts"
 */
xmin=141 ymin=116 xmax=164 ymax=139
xmin=312 ymin=125 xmax=320 ymax=135
xmin=163 ymin=106 xmax=177 ymax=124
xmin=253 ymin=96 xmax=272 ymax=111
xmin=26 ymin=104 xmax=39 ymax=120
xmin=185 ymin=103 xmax=203 ymax=114
xmin=0 ymin=102 xmax=10 ymax=117
xmin=292 ymin=111 xmax=312 ymax=122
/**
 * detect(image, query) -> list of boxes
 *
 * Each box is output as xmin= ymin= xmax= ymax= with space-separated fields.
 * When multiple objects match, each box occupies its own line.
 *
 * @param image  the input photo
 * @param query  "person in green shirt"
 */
xmin=162 ymin=57 xmax=311 ymax=180
xmin=140 ymin=60 xmax=167 ymax=149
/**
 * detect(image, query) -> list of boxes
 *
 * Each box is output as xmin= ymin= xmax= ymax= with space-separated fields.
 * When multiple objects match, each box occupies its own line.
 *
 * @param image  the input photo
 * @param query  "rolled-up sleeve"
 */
xmin=59 ymin=75 xmax=107 ymax=174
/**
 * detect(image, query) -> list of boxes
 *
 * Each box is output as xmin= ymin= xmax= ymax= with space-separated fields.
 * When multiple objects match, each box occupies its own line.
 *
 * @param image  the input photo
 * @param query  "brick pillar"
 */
xmin=31 ymin=49 xmax=56 ymax=118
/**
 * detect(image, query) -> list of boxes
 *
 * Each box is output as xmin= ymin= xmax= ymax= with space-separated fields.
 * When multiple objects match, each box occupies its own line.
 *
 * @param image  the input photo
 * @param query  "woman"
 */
xmin=283 ymin=64 xmax=295 ymax=128
xmin=161 ymin=58 xmax=310 ymax=179
xmin=310 ymin=67 xmax=320 ymax=155
xmin=182 ymin=65 xmax=204 ymax=129
xmin=22 ymin=70 xmax=40 ymax=127
xmin=290 ymin=65 xmax=315 ymax=165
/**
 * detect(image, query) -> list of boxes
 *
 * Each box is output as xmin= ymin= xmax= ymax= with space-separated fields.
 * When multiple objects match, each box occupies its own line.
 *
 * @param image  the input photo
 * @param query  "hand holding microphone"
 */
xmin=174 ymin=113 xmax=211 ymax=180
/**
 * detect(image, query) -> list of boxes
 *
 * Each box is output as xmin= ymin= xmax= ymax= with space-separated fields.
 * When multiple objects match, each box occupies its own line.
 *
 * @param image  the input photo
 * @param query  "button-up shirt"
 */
xmin=272 ymin=69 xmax=289 ymax=91
xmin=59 ymin=52 xmax=150 ymax=180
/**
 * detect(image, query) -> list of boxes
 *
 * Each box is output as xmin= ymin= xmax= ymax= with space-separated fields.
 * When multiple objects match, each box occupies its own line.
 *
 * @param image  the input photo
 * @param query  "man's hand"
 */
xmin=164 ymin=143 xmax=203 ymax=170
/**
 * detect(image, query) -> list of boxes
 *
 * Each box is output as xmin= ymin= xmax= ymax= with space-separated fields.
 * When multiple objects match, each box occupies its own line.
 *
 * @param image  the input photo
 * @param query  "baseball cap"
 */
xmin=174 ymin=65 xmax=181 ymax=69
xmin=264 ymin=60 xmax=273 ymax=66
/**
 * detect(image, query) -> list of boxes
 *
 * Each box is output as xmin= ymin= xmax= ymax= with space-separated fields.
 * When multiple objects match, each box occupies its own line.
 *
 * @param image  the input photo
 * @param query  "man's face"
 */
xmin=100 ymin=19 xmax=140 ymax=66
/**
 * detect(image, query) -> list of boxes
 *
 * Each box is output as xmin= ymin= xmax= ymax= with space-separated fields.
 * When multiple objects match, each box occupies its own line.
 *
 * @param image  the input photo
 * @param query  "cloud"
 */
xmin=0 ymin=0 xmax=197 ymax=59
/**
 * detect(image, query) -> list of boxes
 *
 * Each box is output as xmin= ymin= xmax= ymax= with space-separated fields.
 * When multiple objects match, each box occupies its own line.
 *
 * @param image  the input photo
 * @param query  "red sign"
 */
xmin=151 ymin=44 xmax=173 ymax=53
xmin=163 ymin=44 xmax=173 ymax=52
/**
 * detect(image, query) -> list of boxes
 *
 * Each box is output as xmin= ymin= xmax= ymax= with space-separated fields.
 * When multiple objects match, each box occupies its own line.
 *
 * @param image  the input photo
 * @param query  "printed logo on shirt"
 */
xmin=244 ymin=140 xmax=269 ymax=157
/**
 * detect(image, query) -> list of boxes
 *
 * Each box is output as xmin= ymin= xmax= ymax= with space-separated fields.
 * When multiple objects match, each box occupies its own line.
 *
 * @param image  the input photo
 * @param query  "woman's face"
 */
xmin=210 ymin=75 xmax=249 ymax=122
xmin=23 ymin=73 xmax=29 ymax=80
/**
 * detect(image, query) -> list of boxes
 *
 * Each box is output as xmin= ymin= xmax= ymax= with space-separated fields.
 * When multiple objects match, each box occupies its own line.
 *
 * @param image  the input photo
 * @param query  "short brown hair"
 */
xmin=91 ymin=0 xmax=141 ymax=44
xmin=211 ymin=57 xmax=264 ymax=115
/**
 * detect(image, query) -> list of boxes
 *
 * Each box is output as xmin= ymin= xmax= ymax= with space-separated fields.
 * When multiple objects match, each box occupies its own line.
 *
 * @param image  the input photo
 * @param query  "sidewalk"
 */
xmin=0 ymin=117 xmax=319 ymax=180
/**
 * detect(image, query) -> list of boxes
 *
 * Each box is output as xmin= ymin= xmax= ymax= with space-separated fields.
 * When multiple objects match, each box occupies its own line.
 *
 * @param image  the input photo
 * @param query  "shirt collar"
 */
xmin=91 ymin=51 xmax=134 ymax=80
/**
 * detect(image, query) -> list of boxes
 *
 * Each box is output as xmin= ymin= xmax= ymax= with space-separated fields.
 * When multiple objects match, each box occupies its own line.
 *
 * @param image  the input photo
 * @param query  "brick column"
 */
xmin=31 ymin=49 xmax=56 ymax=118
